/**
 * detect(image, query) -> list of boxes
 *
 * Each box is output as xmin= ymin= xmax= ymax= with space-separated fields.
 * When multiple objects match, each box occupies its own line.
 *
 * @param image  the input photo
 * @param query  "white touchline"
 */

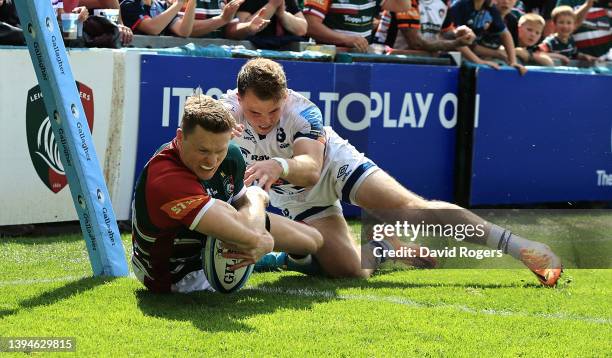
xmin=1 ymin=275 xmax=610 ymax=325
xmin=246 ymin=286 xmax=612 ymax=325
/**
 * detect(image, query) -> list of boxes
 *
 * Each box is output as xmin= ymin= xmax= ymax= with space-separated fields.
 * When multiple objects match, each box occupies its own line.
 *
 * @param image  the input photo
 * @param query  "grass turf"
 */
xmin=0 ymin=220 xmax=611 ymax=356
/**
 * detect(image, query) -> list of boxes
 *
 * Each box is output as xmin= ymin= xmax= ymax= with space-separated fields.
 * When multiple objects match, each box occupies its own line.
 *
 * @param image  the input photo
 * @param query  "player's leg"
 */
xmin=352 ymin=169 xmax=562 ymax=286
xmin=267 ymin=213 xmax=323 ymax=255
xmin=306 ymin=214 xmax=372 ymax=279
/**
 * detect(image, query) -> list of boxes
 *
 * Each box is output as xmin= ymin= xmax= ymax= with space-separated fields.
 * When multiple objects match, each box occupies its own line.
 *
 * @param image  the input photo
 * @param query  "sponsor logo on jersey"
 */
xmin=276 ymin=127 xmax=286 ymax=143
xmin=240 ymin=147 xmax=251 ymax=158
xmin=243 ymin=128 xmax=257 ymax=144
xmin=251 ymin=154 xmax=270 ymax=161
xmin=26 ymin=82 xmax=94 ymax=194
xmin=223 ymin=175 xmax=235 ymax=197
xmin=161 ymin=195 xmax=207 ymax=220
xmin=337 ymin=164 xmax=352 ymax=181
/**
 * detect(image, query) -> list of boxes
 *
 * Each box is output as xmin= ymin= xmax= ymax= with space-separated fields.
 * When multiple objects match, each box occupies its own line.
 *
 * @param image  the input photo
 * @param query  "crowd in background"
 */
xmin=1 ymin=0 xmax=611 ymax=67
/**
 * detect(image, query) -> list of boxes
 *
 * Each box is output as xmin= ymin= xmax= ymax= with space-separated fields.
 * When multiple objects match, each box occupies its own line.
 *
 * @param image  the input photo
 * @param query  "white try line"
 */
xmin=247 ymin=286 xmax=612 ymax=325
xmin=1 ymin=275 xmax=610 ymax=325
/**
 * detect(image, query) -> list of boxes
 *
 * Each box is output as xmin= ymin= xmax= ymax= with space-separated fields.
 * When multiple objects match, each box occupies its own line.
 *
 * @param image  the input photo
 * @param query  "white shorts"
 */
xmin=270 ymin=127 xmax=379 ymax=223
xmin=132 ymin=258 xmax=213 ymax=293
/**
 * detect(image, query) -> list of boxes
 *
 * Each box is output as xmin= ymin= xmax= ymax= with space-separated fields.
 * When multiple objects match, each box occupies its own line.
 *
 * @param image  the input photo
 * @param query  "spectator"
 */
xmin=470 ymin=0 xmax=519 ymax=61
xmin=451 ymin=0 xmax=527 ymax=73
xmin=539 ymin=5 xmax=598 ymax=63
xmin=556 ymin=0 xmax=612 ymax=58
xmin=226 ymin=0 xmax=307 ymax=49
xmin=373 ymin=1 xmax=475 ymax=53
xmin=0 ymin=0 xmax=24 ymax=45
xmin=121 ymin=0 xmax=196 ymax=37
xmin=80 ymin=0 xmax=134 ymax=45
xmin=190 ymin=0 xmax=243 ymax=38
xmin=515 ymin=13 xmax=554 ymax=64
xmin=302 ymin=0 xmax=413 ymax=53
xmin=515 ymin=0 xmax=556 ymax=35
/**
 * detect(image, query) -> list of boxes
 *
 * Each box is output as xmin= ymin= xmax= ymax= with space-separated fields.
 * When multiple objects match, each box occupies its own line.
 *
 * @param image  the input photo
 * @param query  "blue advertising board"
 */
xmin=470 ymin=67 xmax=612 ymax=205
xmin=137 ymin=56 xmax=459 ymax=216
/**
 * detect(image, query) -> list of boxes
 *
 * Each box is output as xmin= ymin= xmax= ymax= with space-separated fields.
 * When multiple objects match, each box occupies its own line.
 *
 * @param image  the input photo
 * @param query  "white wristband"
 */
xmin=271 ymin=157 xmax=289 ymax=178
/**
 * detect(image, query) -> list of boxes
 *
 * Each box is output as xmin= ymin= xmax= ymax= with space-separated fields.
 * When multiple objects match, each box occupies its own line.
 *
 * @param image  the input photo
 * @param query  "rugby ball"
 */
xmin=202 ymin=236 xmax=254 ymax=293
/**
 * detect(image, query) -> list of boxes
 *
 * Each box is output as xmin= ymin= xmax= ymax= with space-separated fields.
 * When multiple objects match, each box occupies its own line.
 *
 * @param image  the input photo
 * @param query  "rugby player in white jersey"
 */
xmin=221 ymin=58 xmax=562 ymax=286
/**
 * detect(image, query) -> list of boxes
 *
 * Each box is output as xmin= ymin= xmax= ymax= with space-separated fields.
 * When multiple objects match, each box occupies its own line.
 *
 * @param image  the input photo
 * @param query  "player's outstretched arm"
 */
xmin=195 ymin=187 xmax=274 ymax=263
xmin=244 ymin=138 xmax=324 ymax=191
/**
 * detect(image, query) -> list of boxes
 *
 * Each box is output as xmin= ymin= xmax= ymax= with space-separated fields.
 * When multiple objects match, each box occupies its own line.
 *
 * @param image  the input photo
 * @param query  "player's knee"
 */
xmin=302 ymin=226 xmax=324 ymax=253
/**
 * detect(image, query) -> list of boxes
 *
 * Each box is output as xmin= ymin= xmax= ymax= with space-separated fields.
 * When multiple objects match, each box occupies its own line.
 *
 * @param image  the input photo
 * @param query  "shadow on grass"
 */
xmin=135 ymin=279 xmax=335 ymax=333
xmin=0 ymin=277 xmax=113 ymax=319
xmin=135 ymin=272 xmax=542 ymax=333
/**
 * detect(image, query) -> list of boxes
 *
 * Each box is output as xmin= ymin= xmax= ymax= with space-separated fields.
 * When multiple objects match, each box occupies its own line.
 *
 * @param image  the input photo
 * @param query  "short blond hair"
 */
xmin=551 ymin=6 xmax=575 ymax=23
xmin=518 ymin=13 xmax=546 ymax=28
xmin=237 ymin=58 xmax=287 ymax=102
xmin=181 ymin=94 xmax=235 ymax=135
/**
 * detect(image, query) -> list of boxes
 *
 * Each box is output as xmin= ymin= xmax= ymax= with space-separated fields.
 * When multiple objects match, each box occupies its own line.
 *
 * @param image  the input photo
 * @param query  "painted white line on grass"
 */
xmin=3 ymin=275 xmax=610 ymax=325
xmin=0 ymin=275 xmax=88 ymax=286
xmin=248 ymin=286 xmax=612 ymax=325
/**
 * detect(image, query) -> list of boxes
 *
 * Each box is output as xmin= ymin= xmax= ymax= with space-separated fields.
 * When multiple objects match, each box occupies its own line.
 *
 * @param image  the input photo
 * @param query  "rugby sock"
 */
xmin=486 ymin=224 xmax=550 ymax=261
xmin=286 ymin=253 xmax=323 ymax=276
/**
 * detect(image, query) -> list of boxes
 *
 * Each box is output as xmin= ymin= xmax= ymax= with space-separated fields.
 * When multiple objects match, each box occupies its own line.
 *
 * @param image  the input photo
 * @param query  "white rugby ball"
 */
xmin=202 ymin=236 xmax=254 ymax=294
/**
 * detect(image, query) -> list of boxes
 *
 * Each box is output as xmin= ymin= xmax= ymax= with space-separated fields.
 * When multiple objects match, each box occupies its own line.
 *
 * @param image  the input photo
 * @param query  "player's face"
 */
xmin=555 ymin=15 xmax=575 ymax=37
xmin=238 ymin=90 xmax=285 ymax=136
xmin=519 ymin=22 xmax=543 ymax=46
xmin=177 ymin=126 xmax=231 ymax=181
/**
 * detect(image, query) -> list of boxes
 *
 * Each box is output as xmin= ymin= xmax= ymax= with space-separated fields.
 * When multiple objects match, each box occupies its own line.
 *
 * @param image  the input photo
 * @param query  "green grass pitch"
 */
xmin=0 ymin=219 xmax=611 ymax=356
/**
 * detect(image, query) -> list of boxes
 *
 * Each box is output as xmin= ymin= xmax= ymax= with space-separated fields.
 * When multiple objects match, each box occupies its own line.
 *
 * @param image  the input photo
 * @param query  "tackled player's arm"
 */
xmin=194 ymin=187 xmax=274 ymax=256
xmin=233 ymin=193 xmax=324 ymax=254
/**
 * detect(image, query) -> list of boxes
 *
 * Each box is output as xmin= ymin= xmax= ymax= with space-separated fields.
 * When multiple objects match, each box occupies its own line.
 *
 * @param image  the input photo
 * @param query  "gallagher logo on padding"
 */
xmin=26 ymin=82 xmax=94 ymax=193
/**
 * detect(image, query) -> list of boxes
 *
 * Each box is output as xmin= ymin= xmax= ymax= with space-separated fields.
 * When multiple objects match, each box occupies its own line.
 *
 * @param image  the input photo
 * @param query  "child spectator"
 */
xmin=515 ymin=13 xmax=554 ymax=64
xmin=539 ymin=5 xmax=598 ymax=63
xmin=451 ymin=0 xmax=527 ymax=74
xmin=515 ymin=0 xmax=556 ymax=35
xmin=471 ymin=0 xmax=520 ymax=61
xmin=556 ymin=0 xmax=611 ymax=58
xmin=121 ymin=0 xmax=196 ymax=37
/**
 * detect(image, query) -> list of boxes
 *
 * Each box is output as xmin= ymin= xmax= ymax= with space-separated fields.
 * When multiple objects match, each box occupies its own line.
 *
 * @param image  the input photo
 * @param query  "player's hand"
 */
xmin=231 ymin=123 xmax=245 ymax=138
xmin=244 ymin=159 xmax=284 ymax=191
xmin=222 ymin=234 xmax=274 ymax=270
xmin=118 ymin=25 xmax=133 ymax=46
xmin=221 ymin=0 xmax=244 ymax=24
xmin=343 ymin=35 xmax=369 ymax=53
xmin=245 ymin=185 xmax=270 ymax=207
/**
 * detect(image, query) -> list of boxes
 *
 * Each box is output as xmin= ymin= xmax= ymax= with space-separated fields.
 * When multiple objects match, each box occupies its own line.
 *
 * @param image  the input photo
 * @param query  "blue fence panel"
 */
xmin=471 ymin=68 xmax=612 ymax=205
